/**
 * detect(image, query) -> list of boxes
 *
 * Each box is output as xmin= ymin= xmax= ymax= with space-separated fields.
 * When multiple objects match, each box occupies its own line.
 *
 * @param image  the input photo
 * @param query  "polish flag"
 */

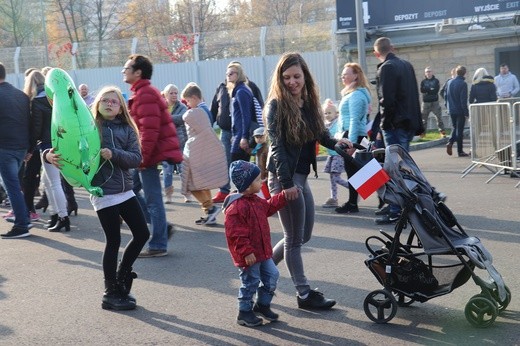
xmin=349 ymin=158 xmax=390 ymax=199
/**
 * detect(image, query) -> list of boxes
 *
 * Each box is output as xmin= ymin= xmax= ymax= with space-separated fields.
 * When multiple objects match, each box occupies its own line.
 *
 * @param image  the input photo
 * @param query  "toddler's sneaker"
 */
xmin=237 ymin=310 xmax=263 ymax=327
xmin=253 ymin=303 xmax=279 ymax=322
xmin=322 ymin=198 xmax=338 ymax=208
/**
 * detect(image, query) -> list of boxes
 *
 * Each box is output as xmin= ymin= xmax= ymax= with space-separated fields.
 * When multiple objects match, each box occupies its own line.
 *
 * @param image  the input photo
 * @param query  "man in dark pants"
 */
xmin=420 ymin=67 xmax=446 ymax=138
xmin=445 ymin=65 xmax=469 ymax=157
xmin=373 ymin=37 xmax=423 ymax=224
xmin=0 ymin=62 xmax=33 ymax=238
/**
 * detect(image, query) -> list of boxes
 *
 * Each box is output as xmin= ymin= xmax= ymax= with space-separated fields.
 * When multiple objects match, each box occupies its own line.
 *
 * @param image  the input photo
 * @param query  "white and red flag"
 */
xmin=349 ymin=158 xmax=390 ymax=199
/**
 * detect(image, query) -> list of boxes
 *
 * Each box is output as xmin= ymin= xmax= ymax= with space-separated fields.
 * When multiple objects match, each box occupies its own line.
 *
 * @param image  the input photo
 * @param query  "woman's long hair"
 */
xmin=226 ymin=62 xmax=248 ymax=97
xmin=472 ymin=67 xmax=489 ymax=84
xmin=91 ymin=86 xmax=139 ymax=146
xmin=23 ymin=70 xmax=45 ymax=100
xmin=264 ymin=52 xmax=325 ymax=146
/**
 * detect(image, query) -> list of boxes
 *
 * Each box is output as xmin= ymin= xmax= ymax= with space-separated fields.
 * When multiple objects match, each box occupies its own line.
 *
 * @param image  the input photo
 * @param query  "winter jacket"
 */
xmin=230 ymin=82 xmax=254 ymax=154
xmin=30 ymin=91 xmax=52 ymax=150
xmin=223 ymin=192 xmax=286 ymax=268
xmin=211 ymin=82 xmax=231 ymax=131
xmin=91 ymin=117 xmax=142 ymax=195
xmin=265 ymin=99 xmax=338 ymax=190
xmin=469 ymin=76 xmax=497 ymax=104
xmin=181 ymin=107 xmax=228 ymax=194
xmin=0 ymin=81 xmax=31 ymax=151
xmin=446 ymin=76 xmax=469 ymax=117
xmin=170 ymin=101 xmax=188 ymax=149
xmin=376 ymin=53 xmax=423 ymax=135
xmin=338 ymin=87 xmax=371 ymax=141
xmin=128 ymin=79 xmax=182 ymax=168
xmin=420 ymin=76 xmax=440 ymax=102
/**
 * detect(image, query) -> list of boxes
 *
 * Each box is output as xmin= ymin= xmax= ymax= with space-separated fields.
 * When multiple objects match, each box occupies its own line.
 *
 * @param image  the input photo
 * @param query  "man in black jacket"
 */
xmin=373 ymin=37 xmax=423 ymax=224
xmin=0 ymin=63 xmax=33 ymax=238
xmin=420 ymin=67 xmax=446 ymax=138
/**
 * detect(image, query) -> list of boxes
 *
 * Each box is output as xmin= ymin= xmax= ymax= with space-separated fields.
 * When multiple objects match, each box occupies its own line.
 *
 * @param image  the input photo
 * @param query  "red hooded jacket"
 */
xmin=224 ymin=192 xmax=286 ymax=268
xmin=129 ymin=79 xmax=182 ymax=168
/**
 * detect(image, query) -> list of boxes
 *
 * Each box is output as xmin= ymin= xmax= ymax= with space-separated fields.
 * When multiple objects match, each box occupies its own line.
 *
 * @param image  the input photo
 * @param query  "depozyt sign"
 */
xmin=336 ymin=0 xmax=520 ymax=30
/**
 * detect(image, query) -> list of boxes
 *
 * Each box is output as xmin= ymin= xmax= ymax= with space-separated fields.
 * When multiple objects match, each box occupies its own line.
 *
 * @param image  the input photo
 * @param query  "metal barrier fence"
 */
xmin=463 ymin=100 xmax=519 ymax=187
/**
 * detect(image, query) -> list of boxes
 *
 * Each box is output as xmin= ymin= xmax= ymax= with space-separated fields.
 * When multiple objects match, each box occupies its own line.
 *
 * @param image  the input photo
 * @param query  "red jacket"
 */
xmin=129 ymin=79 xmax=182 ymax=168
xmin=224 ymin=192 xmax=286 ymax=268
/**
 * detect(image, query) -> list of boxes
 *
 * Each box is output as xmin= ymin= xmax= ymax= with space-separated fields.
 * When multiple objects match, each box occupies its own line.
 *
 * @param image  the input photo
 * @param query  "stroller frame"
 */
xmin=361 ymin=144 xmax=510 ymax=328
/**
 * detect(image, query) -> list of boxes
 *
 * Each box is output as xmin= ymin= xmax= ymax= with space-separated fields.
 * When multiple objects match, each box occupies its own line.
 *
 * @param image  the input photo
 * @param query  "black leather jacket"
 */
xmin=376 ymin=53 xmax=423 ymax=135
xmin=91 ymin=117 xmax=142 ymax=195
xmin=420 ymin=76 xmax=440 ymax=102
xmin=266 ymin=99 xmax=337 ymax=190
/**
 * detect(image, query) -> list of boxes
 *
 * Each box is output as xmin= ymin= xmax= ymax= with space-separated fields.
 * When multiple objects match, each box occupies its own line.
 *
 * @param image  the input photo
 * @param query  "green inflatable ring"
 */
xmin=45 ymin=68 xmax=103 ymax=197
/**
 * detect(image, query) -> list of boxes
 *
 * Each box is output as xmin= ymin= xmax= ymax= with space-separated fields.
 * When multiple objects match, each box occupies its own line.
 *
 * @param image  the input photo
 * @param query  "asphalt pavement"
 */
xmin=1 ymin=141 xmax=519 ymax=345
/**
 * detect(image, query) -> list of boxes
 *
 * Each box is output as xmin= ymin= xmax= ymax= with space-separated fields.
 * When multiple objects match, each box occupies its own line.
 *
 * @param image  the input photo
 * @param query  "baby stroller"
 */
xmin=360 ymin=144 xmax=510 ymax=328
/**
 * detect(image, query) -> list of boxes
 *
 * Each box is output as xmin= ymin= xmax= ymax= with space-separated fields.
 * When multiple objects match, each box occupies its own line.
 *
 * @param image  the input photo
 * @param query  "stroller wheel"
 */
xmin=464 ymin=295 xmax=498 ymax=328
xmin=363 ymin=289 xmax=398 ymax=324
xmin=490 ymin=285 xmax=511 ymax=313
xmin=393 ymin=292 xmax=415 ymax=307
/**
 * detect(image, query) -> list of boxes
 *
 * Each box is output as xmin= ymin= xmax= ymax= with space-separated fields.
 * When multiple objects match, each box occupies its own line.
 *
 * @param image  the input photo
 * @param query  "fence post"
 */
xmin=13 ymin=47 xmax=21 ymax=88
xmin=131 ymin=38 xmax=138 ymax=54
xmin=71 ymin=42 xmax=78 ymax=70
xmin=260 ymin=26 xmax=267 ymax=96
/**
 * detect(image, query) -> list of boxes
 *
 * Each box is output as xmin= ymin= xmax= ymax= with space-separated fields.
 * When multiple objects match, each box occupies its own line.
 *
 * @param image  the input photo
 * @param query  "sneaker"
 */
xmin=322 ymin=198 xmax=338 ymax=208
xmin=458 ymin=151 xmax=469 ymax=157
xmin=30 ymin=212 xmax=40 ymax=222
xmin=212 ymin=191 xmax=228 ymax=204
xmin=1 ymin=226 xmax=31 ymax=239
xmin=253 ymin=303 xmax=279 ymax=322
xmin=297 ymin=289 xmax=336 ymax=310
xmin=167 ymin=223 xmax=177 ymax=240
xmin=195 ymin=217 xmax=207 ymax=225
xmin=335 ymin=202 xmax=359 ymax=214
xmin=237 ymin=310 xmax=263 ymax=327
xmin=3 ymin=210 xmax=15 ymax=221
xmin=138 ymin=249 xmax=168 ymax=258
xmin=375 ymin=213 xmax=400 ymax=225
xmin=375 ymin=205 xmax=390 ymax=215
xmin=446 ymin=142 xmax=453 ymax=156
xmin=204 ymin=206 xmax=221 ymax=225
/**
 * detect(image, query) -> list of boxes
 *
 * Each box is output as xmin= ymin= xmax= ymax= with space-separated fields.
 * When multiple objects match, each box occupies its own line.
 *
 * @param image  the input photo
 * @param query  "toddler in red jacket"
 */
xmin=223 ymin=160 xmax=287 ymax=327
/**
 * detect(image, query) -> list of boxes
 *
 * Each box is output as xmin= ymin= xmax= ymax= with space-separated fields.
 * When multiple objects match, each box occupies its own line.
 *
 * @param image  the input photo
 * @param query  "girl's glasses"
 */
xmin=100 ymin=98 xmax=120 ymax=106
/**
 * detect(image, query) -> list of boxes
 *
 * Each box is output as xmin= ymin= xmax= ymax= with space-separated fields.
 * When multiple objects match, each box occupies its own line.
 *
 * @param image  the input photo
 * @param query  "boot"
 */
xmin=117 ymin=264 xmax=137 ymax=303
xmin=62 ymin=178 xmax=78 ymax=216
xmin=35 ymin=192 xmax=49 ymax=213
xmin=48 ymin=216 xmax=70 ymax=232
xmin=45 ymin=214 xmax=59 ymax=228
xmin=102 ymin=280 xmax=136 ymax=310
xmin=164 ymin=186 xmax=174 ymax=204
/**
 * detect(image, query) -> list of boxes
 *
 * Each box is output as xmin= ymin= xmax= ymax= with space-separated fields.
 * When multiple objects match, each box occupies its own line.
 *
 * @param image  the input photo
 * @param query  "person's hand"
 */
xmin=46 ymin=148 xmax=63 ymax=168
xmin=337 ymin=138 xmax=355 ymax=155
xmin=239 ymin=138 xmax=249 ymax=151
xmin=244 ymin=253 xmax=256 ymax=266
xmin=100 ymin=148 xmax=112 ymax=160
xmin=283 ymin=186 xmax=300 ymax=201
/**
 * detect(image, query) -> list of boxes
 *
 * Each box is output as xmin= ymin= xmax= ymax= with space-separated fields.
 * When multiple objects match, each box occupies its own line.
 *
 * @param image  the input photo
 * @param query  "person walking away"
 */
xmin=420 ymin=67 xmax=446 ymax=138
xmin=469 ymin=68 xmax=497 ymax=104
xmin=372 ymin=37 xmax=423 ymax=225
xmin=445 ymin=65 xmax=470 ymax=158
xmin=320 ymin=99 xmax=349 ymax=209
xmin=181 ymin=83 xmax=228 ymax=226
xmin=223 ymin=160 xmax=287 ymax=327
xmin=0 ymin=62 xmax=33 ymax=239
xmin=494 ymin=63 xmax=520 ymax=99
xmin=122 ymin=54 xmax=182 ymax=258
xmin=265 ymin=52 xmax=351 ymax=309
xmin=335 ymin=62 xmax=371 ymax=214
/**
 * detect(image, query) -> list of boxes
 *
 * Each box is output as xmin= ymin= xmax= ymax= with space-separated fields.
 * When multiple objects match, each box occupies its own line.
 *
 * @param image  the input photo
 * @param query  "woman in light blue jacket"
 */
xmin=335 ymin=62 xmax=371 ymax=214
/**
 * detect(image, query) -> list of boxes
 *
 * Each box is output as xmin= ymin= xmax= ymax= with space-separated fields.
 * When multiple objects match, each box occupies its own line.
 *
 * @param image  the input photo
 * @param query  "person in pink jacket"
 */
xmin=223 ymin=160 xmax=287 ymax=327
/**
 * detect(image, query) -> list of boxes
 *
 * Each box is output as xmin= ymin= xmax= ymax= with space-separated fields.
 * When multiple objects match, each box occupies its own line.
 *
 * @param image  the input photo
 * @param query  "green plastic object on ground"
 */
xmin=44 ymin=68 xmax=103 ymax=197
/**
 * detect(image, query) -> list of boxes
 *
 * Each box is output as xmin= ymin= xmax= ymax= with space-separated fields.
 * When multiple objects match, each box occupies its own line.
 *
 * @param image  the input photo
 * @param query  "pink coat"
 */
xmin=181 ymin=108 xmax=228 ymax=194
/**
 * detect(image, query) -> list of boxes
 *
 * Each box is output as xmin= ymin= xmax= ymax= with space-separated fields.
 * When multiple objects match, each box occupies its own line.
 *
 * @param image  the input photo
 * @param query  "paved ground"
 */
xmin=1 ymin=142 xmax=519 ymax=345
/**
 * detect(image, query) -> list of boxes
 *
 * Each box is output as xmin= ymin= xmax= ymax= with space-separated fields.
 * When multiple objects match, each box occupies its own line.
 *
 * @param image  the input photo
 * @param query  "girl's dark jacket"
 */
xmin=265 ymin=99 xmax=337 ymax=190
xmin=91 ymin=117 xmax=142 ymax=195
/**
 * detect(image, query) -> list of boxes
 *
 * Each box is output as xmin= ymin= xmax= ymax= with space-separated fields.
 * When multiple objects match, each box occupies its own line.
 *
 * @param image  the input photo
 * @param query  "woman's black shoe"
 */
xmin=45 ymin=214 xmax=59 ymax=228
xmin=35 ymin=193 xmax=49 ymax=213
xmin=297 ymin=290 xmax=336 ymax=310
xmin=67 ymin=202 xmax=78 ymax=216
xmin=48 ymin=216 xmax=70 ymax=232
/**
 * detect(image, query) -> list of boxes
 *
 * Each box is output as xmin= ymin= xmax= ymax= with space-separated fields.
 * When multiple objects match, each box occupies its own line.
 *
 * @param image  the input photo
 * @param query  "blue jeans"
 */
xmin=449 ymin=113 xmax=466 ymax=154
xmin=238 ymin=258 xmax=279 ymax=311
xmin=133 ymin=167 xmax=168 ymax=251
xmin=0 ymin=149 xmax=29 ymax=228
xmin=218 ymin=129 xmax=231 ymax=194
xmin=382 ymin=128 xmax=414 ymax=215
xmin=162 ymin=161 xmax=174 ymax=189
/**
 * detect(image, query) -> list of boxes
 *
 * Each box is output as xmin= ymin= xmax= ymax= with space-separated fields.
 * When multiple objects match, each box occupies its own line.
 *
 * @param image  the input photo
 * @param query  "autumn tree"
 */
xmin=0 ymin=0 xmax=40 ymax=47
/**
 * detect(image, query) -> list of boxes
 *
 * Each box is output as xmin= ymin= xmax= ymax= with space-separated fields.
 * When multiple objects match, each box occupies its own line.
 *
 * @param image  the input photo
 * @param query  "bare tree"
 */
xmin=0 ymin=0 xmax=39 ymax=47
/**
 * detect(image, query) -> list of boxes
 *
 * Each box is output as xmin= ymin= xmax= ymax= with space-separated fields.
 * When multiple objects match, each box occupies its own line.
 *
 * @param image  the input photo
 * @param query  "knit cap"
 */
xmin=229 ymin=160 xmax=261 ymax=193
